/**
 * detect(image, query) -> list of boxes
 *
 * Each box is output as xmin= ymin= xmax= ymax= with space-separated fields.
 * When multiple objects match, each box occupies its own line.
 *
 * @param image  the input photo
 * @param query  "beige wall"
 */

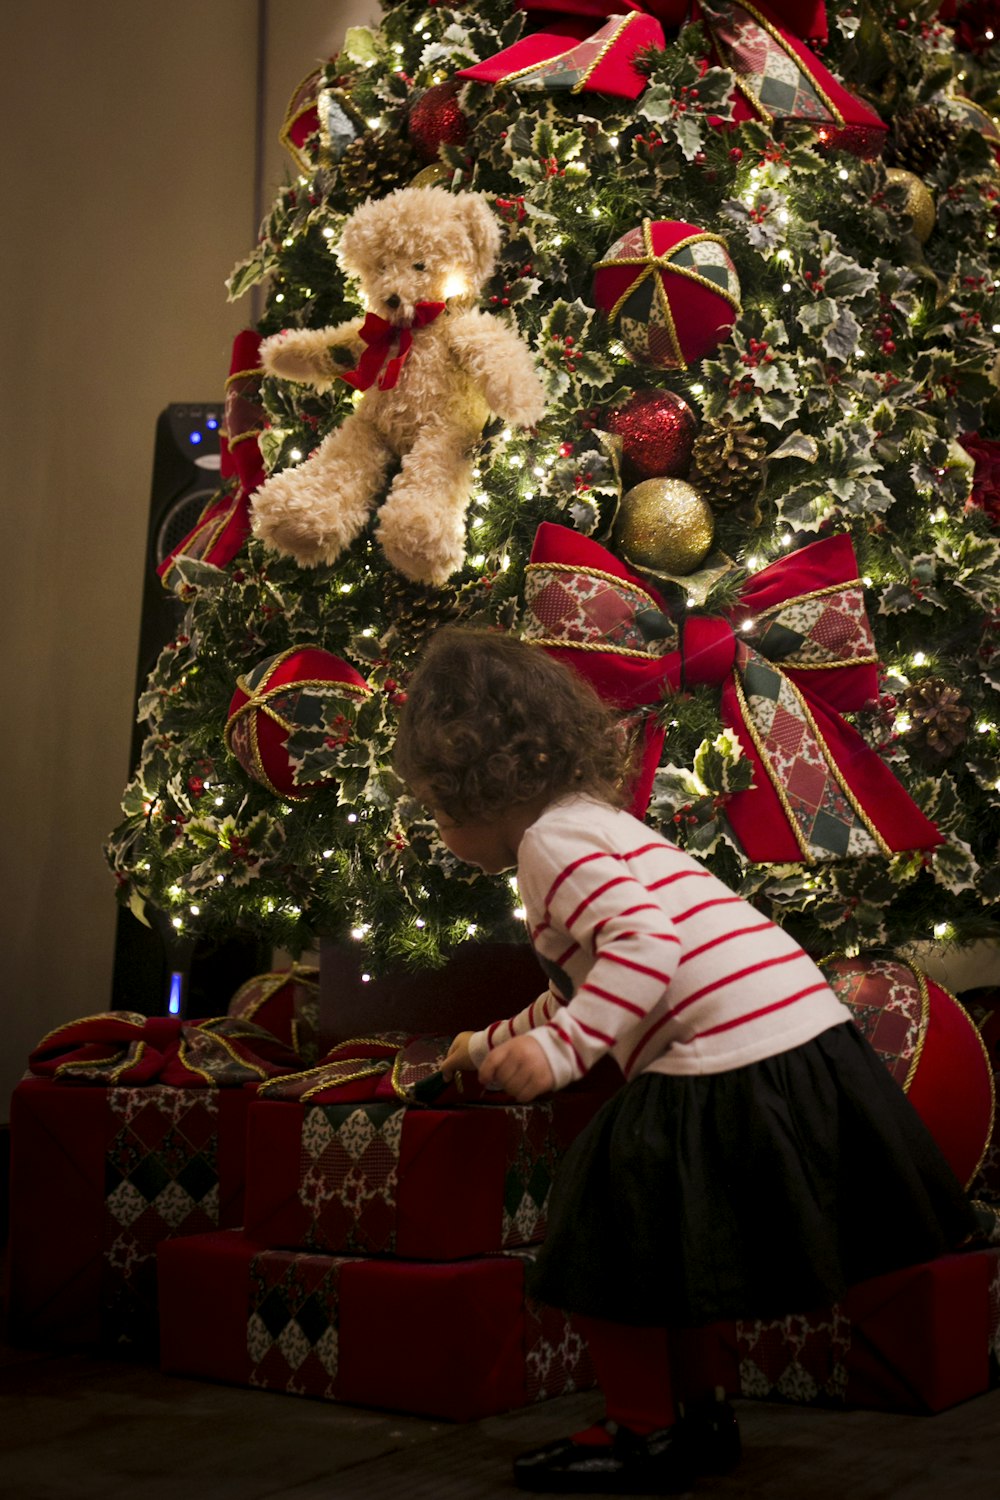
xmin=2 ymin=0 xmax=378 ymax=1119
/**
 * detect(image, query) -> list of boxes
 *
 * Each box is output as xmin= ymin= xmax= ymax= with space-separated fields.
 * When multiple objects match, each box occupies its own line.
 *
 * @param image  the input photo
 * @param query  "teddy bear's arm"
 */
xmin=259 ymin=323 xmax=365 ymax=393
xmin=445 ymin=309 xmax=547 ymax=429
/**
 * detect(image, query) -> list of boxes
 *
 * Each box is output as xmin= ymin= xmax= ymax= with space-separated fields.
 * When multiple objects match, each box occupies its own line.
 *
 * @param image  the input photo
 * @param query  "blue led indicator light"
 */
xmin=206 ymin=417 xmax=219 ymax=430
xmin=189 ymin=430 xmax=203 ymax=445
xmin=168 ymin=971 xmax=184 ymax=1015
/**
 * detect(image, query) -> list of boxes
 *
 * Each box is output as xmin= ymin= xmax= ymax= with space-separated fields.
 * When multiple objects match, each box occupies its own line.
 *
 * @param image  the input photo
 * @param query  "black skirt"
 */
xmin=528 ymin=1021 xmax=978 ymax=1328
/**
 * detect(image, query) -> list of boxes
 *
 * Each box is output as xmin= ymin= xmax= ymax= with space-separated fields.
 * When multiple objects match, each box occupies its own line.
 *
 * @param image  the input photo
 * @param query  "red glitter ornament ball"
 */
xmin=407 ymin=80 xmax=469 ymax=163
xmin=603 ymin=388 xmax=698 ymax=483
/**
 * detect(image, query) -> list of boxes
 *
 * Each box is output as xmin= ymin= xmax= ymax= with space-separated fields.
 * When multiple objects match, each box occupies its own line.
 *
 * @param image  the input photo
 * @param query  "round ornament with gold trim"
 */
xmin=821 ymin=953 xmax=995 ymax=1189
xmin=592 ymin=219 xmax=741 ymax=370
xmin=885 ymin=167 xmax=936 ymax=244
xmin=938 ymin=91 xmax=1000 ymax=164
xmin=612 ymin=477 xmax=715 ymax=577
xmin=225 ymin=647 xmax=371 ymax=800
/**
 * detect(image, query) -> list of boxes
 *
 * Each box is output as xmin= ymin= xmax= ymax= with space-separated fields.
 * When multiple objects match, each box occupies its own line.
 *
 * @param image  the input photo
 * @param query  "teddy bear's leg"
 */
xmin=251 ymin=415 xmax=394 ymax=567
xmin=375 ymin=426 xmax=477 ymax=585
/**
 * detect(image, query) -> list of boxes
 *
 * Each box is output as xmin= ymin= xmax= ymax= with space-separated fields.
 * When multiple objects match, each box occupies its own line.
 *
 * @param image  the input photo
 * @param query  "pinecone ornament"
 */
xmin=338 ymin=133 xmax=419 ymax=197
xmin=884 ymin=106 xmax=961 ymax=178
xmin=382 ymin=573 xmax=467 ymax=650
xmin=901 ymin=677 xmax=971 ymax=757
xmin=688 ymin=413 xmax=767 ymax=516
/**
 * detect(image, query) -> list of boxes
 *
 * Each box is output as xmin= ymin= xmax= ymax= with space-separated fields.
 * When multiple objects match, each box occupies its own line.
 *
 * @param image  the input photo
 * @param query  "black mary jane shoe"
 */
xmin=677 ymin=1394 xmax=741 ymax=1474
xmin=512 ymin=1420 xmax=696 ymax=1494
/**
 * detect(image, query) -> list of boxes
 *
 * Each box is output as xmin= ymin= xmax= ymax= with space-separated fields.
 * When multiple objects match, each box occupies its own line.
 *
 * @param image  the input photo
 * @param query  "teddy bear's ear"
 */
xmin=458 ymin=193 xmax=502 ymax=285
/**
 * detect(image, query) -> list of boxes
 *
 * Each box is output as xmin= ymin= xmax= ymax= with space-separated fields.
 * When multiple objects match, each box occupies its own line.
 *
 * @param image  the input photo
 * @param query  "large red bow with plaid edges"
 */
xmin=28 ymin=1013 xmax=303 ymax=1087
xmin=458 ymin=0 xmax=884 ymax=156
xmin=523 ymin=523 xmax=942 ymax=864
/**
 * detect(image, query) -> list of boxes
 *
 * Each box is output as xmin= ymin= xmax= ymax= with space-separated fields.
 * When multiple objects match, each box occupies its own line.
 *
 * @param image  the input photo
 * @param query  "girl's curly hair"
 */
xmin=393 ymin=627 xmax=628 ymax=821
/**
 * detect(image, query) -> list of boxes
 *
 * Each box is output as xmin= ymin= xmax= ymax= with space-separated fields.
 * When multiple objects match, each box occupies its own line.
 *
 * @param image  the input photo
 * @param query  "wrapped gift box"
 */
xmin=243 ymin=1092 xmax=600 ymax=1260
xmin=158 ymin=1229 xmax=594 ymax=1422
xmin=8 ymin=1078 xmax=252 ymax=1351
xmin=704 ymin=1250 xmax=1000 ymax=1415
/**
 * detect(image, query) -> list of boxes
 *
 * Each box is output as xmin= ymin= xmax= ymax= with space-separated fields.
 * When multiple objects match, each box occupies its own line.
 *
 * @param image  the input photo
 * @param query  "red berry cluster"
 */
xmin=188 ymin=777 xmax=205 ymax=798
xmin=542 ymin=155 xmax=565 ymax=178
xmin=874 ymin=316 xmax=896 ymax=357
xmin=741 ymin=337 xmax=774 ymax=368
xmin=494 ymin=195 xmax=526 ymax=224
xmin=383 ymin=680 xmax=408 ymax=708
xmin=324 ymin=714 xmax=352 ymax=750
xmin=673 ymin=84 xmax=702 ymax=113
xmin=227 ymin=837 xmax=260 ymax=868
xmin=634 ymin=131 xmax=664 ymax=150
xmin=550 ymin=331 xmax=583 ymax=374
xmin=803 ymin=268 xmax=826 ymax=294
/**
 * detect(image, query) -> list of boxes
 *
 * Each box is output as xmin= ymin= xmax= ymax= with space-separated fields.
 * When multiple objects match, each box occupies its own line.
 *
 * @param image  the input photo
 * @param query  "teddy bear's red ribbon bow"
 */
xmin=522 ymin=522 xmax=941 ymax=865
xmin=341 ymin=301 xmax=447 ymax=393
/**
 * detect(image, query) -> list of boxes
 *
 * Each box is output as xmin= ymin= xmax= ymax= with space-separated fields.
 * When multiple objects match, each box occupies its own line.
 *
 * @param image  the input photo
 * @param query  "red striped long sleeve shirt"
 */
xmin=467 ymin=796 xmax=852 ymax=1092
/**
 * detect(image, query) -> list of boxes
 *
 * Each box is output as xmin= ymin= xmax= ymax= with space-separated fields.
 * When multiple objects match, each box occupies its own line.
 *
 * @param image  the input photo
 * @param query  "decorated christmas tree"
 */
xmin=107 ymin=0 xmax=1000 ymax=986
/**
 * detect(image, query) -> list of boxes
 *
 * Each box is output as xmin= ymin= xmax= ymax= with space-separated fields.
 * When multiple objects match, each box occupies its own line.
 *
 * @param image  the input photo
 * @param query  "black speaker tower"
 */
xmin=112 ymin=405 xmax=267 ymax=1018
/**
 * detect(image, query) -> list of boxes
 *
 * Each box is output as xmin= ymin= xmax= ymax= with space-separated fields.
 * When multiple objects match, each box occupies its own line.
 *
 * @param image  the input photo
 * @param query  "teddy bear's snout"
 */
xmin=384 ymin=293 xmax=402 ymax=311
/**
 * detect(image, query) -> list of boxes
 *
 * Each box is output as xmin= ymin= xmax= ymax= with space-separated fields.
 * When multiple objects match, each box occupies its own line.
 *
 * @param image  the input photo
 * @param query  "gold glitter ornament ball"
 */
xmin=885 ymin=168 xmax=936 ymax=245
xmin=613 ymin=478 xmax=714 ymax=576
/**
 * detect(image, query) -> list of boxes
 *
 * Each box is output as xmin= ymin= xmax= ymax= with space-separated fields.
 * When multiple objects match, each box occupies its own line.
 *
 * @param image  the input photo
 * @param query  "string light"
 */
xmin=912 ymin=651 xmax=927 ymax=666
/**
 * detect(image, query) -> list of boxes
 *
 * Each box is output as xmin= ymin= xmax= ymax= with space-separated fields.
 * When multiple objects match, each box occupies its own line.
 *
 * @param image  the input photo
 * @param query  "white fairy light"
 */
xmin=347 ymin=813 xmax=358 ymax=823
xmin=172 ymin=917 xmax=183 ymax=930
xmin=912 ymin=651 xmax=927 ymax=666
xmin=289 ymin=449 xmax=303 ymax=462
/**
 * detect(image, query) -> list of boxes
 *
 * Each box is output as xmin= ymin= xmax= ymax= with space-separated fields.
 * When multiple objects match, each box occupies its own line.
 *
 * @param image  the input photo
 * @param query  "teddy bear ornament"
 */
xmin=252 ymin=185 xmax=547 ymax=585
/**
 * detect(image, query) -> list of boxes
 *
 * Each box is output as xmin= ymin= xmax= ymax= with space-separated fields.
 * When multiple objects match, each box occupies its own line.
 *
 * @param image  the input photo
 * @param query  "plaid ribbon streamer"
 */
xmin=523 ymin=523 xmax=941 ymax=864
xmin=158 ymin=330 xmax=266 ymax=589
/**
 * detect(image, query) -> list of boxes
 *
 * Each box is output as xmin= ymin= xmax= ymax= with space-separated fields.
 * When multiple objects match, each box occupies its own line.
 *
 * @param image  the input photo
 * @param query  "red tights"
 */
xmin=573 ymin=1315 xmax=722 ymax=1440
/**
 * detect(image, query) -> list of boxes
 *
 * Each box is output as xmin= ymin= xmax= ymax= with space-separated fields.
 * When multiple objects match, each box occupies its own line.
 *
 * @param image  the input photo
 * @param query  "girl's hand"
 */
xmin=441 ymin=1030 xmax=475 ymax=1079
xmin=478 ymin=1035 xmax=555 ymax=1103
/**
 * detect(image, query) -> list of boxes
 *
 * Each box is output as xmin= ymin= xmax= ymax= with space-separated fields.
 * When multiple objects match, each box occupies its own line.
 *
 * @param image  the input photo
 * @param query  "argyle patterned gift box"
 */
xmin=8 ymin=1078 xmax=252 ymax=1351
xmin=242 ymin=1092 xmax=599 ymax=1260
xmin=702 ymin=1249 xmax=1000 ymax=1415
xmin=158 ymin=1229 xmax=594 ymax=1421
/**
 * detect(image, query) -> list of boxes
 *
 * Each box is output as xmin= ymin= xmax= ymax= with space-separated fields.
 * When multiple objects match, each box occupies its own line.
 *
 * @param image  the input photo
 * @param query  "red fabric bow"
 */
xmin=341 ymin=302 xmax=447 ymax=392
xmin=256 ymin=1033 xmax=516 ymax=1106
xmin=458 ymin=0 xmax=883 ymax=157
xmin=523 ymin=523 xmax=942 ymax=864
xmin=28 ymin=1012 xmax=303 ymax=1087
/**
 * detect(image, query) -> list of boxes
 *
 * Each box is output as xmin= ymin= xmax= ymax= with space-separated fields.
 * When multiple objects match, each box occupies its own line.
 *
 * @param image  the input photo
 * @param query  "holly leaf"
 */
xmin=930 ymin=838 xmax=979 ymax=896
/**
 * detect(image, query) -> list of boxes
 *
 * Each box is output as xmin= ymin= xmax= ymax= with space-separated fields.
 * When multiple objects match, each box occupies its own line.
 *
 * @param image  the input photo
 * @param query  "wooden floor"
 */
xmin=4 ymin=1333 xmax=1000 ymax=1500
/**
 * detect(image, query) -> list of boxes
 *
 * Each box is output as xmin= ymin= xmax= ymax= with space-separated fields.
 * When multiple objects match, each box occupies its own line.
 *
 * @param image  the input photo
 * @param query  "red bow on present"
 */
xmin=523 ymin=523 xmax=942 ymax=864
xmin=256 ymin=1033 xmax=515 ymax=1106
xmin=341 ymin=302 xmax=447 ymax=392
xmin=158 ymin=329 xmax=267 ymax=589
xmin=28 ymin=1012 xmax=304 ymax=1087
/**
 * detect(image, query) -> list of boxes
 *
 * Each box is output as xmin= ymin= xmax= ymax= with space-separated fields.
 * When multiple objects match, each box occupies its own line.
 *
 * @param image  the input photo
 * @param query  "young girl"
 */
xmin=393 ymin=626 xmax=976 ymax=1495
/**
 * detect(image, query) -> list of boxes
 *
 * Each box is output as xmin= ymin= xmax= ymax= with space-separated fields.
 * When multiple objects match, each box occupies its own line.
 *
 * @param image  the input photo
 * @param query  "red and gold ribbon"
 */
xmin=523 ymin=522 xmax=941 ymax=863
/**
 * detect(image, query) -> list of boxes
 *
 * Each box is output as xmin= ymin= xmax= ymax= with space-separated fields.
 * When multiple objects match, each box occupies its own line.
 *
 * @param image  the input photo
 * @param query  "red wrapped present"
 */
xmin=242 ymin=1091 xmax=600 ymax=1261
xmin=704 ymin=1250 xmax=1000 ymax=1414
xmin=158 ymin=1229 xmax=594 ymax=1421
xmin=8 ymin=1077 xmax=252 ymax=1351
